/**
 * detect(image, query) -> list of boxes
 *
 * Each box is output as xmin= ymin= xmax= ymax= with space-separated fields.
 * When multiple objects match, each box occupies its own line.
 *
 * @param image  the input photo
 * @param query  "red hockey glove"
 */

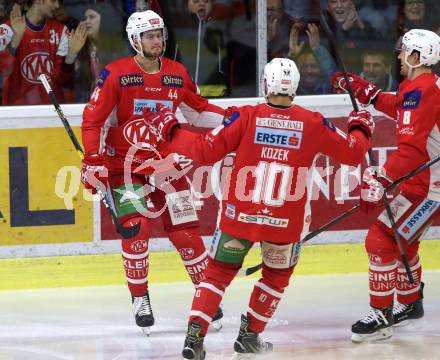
xmin=360 ymin=167 xmax=390 ymax=213
xmin=331 ymin=72 xmax=381 ymax=106
xmin=143 ymin=104 xmax=179 ymax=142
xmin=222 ymin=106 xmax=240 ymax=127
xmin=347 ymin=110 xmax=375 ymax=138
xmin=81 ymin=155 xmax=108 ymax=194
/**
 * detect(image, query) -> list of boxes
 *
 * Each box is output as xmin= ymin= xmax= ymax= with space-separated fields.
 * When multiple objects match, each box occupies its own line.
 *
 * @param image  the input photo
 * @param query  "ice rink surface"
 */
xmin=1 ymin=271 xmax=439 ymax=360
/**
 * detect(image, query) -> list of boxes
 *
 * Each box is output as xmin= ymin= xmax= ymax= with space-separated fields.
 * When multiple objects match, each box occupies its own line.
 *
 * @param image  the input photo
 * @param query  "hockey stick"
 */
xmin=39 ymin=74 xmax=140 ymax=239
xmin=319 ymin=11 xmax=414 ymax=283
xmin=241 ymin=152 xmax=440 ymax=276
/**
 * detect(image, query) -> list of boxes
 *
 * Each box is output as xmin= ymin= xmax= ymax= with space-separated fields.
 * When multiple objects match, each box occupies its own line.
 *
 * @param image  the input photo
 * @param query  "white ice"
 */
xmin=1 ymin=271 xmax=439 ymax=360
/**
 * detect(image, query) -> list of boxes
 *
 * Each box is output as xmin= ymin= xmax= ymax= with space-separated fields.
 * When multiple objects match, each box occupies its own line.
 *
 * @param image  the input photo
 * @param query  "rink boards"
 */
xmin=1 ymin=94 xmax=440 ymax=258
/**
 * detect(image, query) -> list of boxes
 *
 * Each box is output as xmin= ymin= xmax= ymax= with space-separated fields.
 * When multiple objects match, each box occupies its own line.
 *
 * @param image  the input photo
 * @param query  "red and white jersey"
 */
xmin=0 ymin=18 xmax=73 ymax=105
xmin=82 ymin=56 xmax=224 ymax=172
xmin=167 ymin=103 xmax=370 ymax=243
xmin=375 ymin=73 xmax=440 ymax=200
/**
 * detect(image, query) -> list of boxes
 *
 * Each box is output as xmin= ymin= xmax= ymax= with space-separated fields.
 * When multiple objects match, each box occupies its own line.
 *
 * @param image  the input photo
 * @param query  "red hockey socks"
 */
xmin=121 ymin=218 xmax=150 ymax=297
xmin=168 ymin=228 xmax=209 ymax=285
xmin=189 ymin=258 xmax=238 ymax=335
xmin=396 ymin=255 xmax=423 ymax=304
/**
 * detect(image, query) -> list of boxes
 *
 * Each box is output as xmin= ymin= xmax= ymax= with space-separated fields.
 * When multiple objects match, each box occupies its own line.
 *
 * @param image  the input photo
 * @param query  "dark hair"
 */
xmin=83 ymin=2 xmax=124 ymax=34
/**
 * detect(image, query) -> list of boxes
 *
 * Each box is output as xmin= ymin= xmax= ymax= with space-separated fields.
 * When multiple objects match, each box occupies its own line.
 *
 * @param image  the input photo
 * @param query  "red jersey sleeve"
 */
xmin=82 ymin=67 xmax=117 ymax=155
xmin=315 ymin=114 xmax=370 ymax=165
xmin=384 ymin=81 xmax=440 ymax=181
xmin=168 ymin=108 xmax=247 ymax=164
xmin=178 ymin=67 xmax=225 ymax=128
xmin=374 ymin=92 xmax=399 ymax=119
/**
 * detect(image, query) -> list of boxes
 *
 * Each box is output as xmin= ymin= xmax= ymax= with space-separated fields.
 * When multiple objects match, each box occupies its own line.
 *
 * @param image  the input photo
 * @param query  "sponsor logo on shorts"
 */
xmin=237 ymin=212 xmax=289 ymax=227
xmin=225 ymin=203 xmax=236 ymax=219
xmin=398 ymin=199 xmax=440 ymax=240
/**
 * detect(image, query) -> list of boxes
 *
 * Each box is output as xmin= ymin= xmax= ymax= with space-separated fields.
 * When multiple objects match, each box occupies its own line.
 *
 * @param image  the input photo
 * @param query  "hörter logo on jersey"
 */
xmin=123 ymin=118 xmax=154 ymax=150
xmin=254 ymin=127 xmax=302 ymax=149
xmin=21 ymin=52 xmax=53 ymax=84
xmin=162 ymin=75 xmax=183 ymax=87
xmin=120 ymin=74 xmax=144 ymax=87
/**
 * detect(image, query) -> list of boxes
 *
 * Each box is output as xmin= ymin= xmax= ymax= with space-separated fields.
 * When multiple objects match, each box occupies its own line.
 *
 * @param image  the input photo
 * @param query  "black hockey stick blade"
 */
xmin=39 ymin=74 xmax=141 ymax=239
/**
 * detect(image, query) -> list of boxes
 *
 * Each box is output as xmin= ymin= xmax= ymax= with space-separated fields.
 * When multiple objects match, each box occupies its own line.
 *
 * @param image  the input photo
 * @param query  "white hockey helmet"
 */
xmin=263 ymin=58 xmax=300 ymax=98
xmin=126 ymin=10 xmax=168 ymax=56
xmin=401 ymin=29 xmax=440 ymax=68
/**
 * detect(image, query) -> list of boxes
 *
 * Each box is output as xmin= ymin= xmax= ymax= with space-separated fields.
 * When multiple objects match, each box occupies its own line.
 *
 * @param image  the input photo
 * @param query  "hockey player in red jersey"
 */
xmin=80 ymin=10 xmax=225 ymax=335
xmin=143 ymin=57 xmax=374 ymax=359
xmin=332 ymin=29 xmax=440 ymax=342
xmin=0 ymin=1 xmax=87 ymax=105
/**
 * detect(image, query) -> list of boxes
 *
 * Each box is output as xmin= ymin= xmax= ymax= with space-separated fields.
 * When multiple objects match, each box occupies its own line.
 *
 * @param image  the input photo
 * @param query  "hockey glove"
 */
xmin=360 ymin=166 xmax=390 ymax=213
xmin=331 ymin=72 xmax=381 ymax=106
xmin=143 ymin=104 xmax=179 ymax=142
xmin=81 ymin=154 xmax=108 ymax=194
xmin=347 ymin=110 xmax=375 ymax=138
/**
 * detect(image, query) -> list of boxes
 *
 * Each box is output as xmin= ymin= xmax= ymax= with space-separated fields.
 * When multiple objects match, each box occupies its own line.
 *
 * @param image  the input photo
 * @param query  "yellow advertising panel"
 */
xmin=0 ymin=127 xmax=93 ymax=245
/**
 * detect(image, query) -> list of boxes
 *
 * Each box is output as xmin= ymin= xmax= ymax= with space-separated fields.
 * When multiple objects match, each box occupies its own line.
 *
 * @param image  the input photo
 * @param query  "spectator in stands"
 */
xmin=397 ymin=0 xmax=439 ymax=35
xmin=358 ymin=0 xmax=397 ymax=40
xmin=324 ymin=0 xmax=379 ymax=52
xmin=210 ymin=0 xmax=257 ymax=97
xmin=0 ymin=1 xmax=87 ymax=105
xmin=188 ymin=0 xmax=212 ymax=21
xmin=360 ymin=50 xmax=398 ymax=92
xmin=288 ymin=22 xmax=336 ymax=94
xmin=74 ymin=2 xmax=129 ymax=102
xmin=267 ymin=0 xmax=293 ymax=60
xmin=185 ymin=0 xmax=228 ymax=97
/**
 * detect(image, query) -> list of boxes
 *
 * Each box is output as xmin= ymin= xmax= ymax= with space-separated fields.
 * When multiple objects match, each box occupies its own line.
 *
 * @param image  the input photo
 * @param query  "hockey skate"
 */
xmin=393 ymin=282 xmax=424 ymax=326
xmin=351 ymin=306 xmax=394 ymax=343
xmin=231 ymin=314 xmax=273 ymax=359
xmin=182 ymin=320 xmax=206 ymax=360
xmin=211 ymin=305 xmax=223 ymax=332
xmin=132 ymin=291 xmax=154 ymax=336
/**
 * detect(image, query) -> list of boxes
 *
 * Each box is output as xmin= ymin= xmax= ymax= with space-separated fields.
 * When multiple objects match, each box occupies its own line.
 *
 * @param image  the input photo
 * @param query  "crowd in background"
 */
xmin=0 ymin=0 xmax=439 ymax=105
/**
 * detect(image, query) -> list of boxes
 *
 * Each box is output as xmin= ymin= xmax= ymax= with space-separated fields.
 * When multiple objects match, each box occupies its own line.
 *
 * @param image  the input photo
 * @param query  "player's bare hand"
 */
xmin=68 ymin=22 xmax=87 ymax=55
xmin=342 ymin=2 xmax=364 ymax=31
xmin=10 ymin=3 xmax=25 ymax=38
xmin=287 ymin=22 xmax=304 ymax=59
xmin=306 ymin=23 xmax=320 ymax=50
